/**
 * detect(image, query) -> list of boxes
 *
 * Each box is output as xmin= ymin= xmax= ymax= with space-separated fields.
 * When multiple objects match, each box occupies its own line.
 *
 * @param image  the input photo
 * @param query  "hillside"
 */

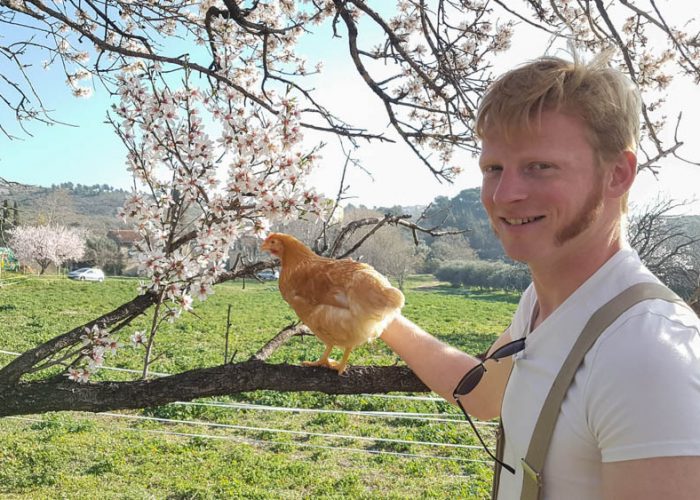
xmin=2 ymin=177 xmax=699 ymax=261
xmin=0 ymin=178 xmax=128 ymax=234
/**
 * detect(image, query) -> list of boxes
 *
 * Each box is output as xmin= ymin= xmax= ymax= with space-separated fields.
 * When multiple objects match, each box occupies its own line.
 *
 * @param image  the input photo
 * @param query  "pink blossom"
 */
xmin=194 ymin=282 xmax=213 ymax=301
xmin=66 ymin=367 xmax=91 ymax=384
xmin=112 ymin=64 xmax=329 ymax=333
xmin=131 ymin=331 xmax=147 ymax=347
xmin=177 ymin=294 xmax=193 ymax=311
xmin=8 ymin=225 xmax=85 ymax=274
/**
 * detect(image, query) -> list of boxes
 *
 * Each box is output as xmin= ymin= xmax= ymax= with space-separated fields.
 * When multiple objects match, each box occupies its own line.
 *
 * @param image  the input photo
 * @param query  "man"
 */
xmin=381 ymin=55 xmax=700 ymax=498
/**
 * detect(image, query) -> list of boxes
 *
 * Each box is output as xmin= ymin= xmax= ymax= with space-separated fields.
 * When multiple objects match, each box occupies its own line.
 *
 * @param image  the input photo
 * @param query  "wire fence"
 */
xmin=0 ymin=348 xmax=497 ymax=469
xmin=0 ymin=275 xmax=30 ymax=287
xmin=6 ymin=414 xmax=494 ymax=470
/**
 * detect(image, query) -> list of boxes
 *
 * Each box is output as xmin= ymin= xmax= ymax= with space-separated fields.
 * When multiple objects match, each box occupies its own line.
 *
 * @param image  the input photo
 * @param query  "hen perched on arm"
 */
xmin=261 ymin=233 xmax=405 ymax=374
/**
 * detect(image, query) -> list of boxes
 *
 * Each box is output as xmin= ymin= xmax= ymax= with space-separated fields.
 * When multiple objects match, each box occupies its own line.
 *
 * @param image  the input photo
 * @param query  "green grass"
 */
xmin=0 ymin=274 xmax=518 ymax=498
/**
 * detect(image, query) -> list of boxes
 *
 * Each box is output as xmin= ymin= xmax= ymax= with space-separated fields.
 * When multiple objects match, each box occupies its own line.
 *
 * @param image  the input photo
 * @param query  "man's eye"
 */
xmin=530 ymin=162 xmax=551 ymax=171
xmin=481 ymin=165 xmax=502 ymax=174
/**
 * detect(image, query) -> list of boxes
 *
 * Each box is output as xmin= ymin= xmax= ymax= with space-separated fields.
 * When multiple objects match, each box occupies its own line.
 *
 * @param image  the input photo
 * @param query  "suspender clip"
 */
xmin=521 ymin=458 xmax=542 ymax=488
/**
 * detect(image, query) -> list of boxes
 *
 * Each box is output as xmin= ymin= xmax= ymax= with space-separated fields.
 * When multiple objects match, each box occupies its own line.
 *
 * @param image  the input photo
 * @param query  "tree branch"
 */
xmin=251 ymin=323 xmax=310 ymax=362
xmin=0 ymin=261 xmax=277 ymax=384
xmin=0 ymin=361 xmax=428 ymax=417
xmin=0 ymin=291 xmax=158 ymax=384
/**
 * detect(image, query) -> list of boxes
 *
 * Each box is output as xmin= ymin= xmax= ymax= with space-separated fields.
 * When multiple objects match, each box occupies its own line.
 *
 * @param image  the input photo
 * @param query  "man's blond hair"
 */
xmin=476 ymin=54 xmax=641 ymax=164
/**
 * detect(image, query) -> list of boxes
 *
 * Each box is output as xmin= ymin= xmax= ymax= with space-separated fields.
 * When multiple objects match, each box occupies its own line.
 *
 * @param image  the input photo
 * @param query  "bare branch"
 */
xmin=251 ymin=323 xmax=310 ymax=362
xmin=0 ymin=362 xmax=428 ymax=417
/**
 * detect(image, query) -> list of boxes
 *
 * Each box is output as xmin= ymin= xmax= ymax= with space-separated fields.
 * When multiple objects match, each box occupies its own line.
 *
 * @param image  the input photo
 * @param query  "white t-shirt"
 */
xmin=496 ymin=248 xmax=700 ymax=499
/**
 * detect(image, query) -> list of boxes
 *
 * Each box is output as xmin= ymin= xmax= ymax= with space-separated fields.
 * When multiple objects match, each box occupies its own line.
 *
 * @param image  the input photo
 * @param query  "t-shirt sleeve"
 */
xmin=583 ymin=306 xmax=700 ymax=462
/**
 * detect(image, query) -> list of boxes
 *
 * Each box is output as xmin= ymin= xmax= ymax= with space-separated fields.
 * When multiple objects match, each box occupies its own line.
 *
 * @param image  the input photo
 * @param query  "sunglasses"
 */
xmin=452 ymin=337 xmax=526 ymax=474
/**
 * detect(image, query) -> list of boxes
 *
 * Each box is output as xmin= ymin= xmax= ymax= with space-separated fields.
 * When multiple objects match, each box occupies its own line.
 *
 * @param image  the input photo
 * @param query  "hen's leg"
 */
xmin=303 ymin=344 xmax=334 ymax=369
xmin=330 ymin=347 xmax=353 ymax=375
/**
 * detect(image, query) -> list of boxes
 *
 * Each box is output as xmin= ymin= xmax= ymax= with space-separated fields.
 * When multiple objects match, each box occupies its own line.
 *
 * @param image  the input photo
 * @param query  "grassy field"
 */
xmin=0 ymin=274 xmax=519 ymax=499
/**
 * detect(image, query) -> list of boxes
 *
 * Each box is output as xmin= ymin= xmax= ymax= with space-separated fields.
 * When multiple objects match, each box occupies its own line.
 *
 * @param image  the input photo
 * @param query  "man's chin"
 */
xmin=498 ymin=243 xmax=533 ymax=264
xmin=503 ymin=251 xmax=530 ymax=265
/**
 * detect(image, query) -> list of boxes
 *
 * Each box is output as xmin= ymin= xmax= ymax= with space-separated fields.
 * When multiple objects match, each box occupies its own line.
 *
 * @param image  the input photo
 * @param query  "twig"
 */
xmin=251 ymin=322 xmax=310 ymax=362
xmin=224 ymin=304 xmax=232 ymax=364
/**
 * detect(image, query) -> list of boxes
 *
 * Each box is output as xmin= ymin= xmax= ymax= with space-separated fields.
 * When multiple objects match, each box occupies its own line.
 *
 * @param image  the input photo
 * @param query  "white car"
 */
xmin=68 ymin=267 xmax=105 ymax=282
xmin=256 ymin=269 xmax=279 ymax=281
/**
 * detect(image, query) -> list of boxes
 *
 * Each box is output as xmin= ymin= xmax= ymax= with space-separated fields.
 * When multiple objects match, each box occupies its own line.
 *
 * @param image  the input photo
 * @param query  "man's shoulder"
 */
xmin=621 ymin=295 xmax=699 ymax=331
xmin=593 ymin=299 xmax=699 ymax=365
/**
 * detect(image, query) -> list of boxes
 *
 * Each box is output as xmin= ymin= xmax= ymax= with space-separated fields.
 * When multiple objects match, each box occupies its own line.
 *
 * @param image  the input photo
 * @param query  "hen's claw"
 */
xmin=302 ymin=358 xmax=344 ymax=372
xmin=302 ymin=358 xmax=348 ymax=374
xmin=302 ymin=345 xmax=351 ymax=375
xmin=302 ymin=359 xmax=333 ymax=369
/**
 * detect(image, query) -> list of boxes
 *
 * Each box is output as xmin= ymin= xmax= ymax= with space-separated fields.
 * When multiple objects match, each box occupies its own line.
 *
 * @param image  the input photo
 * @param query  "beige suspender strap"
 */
xmin=491 ymin=421 xmax=505 ymax=499
xmin=519 ymin=282 xmax=686 ymax=500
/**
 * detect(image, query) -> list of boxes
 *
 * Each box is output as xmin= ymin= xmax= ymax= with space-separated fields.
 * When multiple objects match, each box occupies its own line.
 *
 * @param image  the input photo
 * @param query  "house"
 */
xmin=107 ymin=229 xmax=142 ymax=276
xmin=107 ymin=229 xmax=141 ymax=250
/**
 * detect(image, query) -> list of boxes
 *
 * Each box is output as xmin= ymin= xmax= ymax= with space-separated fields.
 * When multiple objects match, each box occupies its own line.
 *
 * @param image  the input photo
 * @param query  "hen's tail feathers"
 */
xmin=383 ymin=286 xmax=405 ymax=310
xmin=349 ymin=271 xmax=405 ymax=319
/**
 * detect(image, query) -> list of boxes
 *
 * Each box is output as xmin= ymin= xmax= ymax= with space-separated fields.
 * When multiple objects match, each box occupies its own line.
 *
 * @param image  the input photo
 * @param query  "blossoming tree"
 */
xmin=8 ymin=224 xmax=86 ymax=274
xmin=1 ymin=0 xmax=699 ymax=416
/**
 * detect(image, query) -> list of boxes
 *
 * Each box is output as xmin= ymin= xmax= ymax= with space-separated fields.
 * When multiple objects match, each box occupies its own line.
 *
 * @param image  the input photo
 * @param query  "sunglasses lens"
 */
xmin=454 ymin=339 xmax=526 ymax=397
xmin=454 ymin=365 xmax=485 ymax=396
xmin=491 ymin=338 xmax=526 ymax=359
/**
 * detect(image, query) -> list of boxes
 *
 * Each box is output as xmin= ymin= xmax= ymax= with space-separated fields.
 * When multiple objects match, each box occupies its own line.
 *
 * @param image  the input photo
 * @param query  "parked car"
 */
xmin=68 ymin=267 xmax=105 ymax=282
xmin=256 ymin=269 xmax=279 ymax=281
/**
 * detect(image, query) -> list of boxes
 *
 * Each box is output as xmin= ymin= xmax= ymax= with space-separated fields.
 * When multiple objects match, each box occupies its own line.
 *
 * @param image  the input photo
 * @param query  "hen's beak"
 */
xmin=261 ymin=239 xmax=271 ymax=253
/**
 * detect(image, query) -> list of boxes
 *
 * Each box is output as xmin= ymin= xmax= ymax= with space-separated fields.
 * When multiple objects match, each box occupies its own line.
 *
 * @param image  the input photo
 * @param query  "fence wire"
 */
xmin=1 ymin=348 xmax=498 ymax=469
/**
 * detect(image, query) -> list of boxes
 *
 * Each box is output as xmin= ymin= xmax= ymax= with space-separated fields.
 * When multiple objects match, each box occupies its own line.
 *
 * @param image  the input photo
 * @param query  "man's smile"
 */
xmin=501 ymin=216 xmax=545 ymax=226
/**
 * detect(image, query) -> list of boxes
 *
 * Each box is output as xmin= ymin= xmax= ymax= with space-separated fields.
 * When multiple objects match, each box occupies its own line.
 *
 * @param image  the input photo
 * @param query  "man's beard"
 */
xmin=554 ymin=178 xmax=605 ymax=246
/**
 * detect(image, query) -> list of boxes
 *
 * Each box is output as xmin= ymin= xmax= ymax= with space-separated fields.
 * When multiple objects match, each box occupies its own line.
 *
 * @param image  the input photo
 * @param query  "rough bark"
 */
xmin=0 ymin=362 xmax=428 ymax=417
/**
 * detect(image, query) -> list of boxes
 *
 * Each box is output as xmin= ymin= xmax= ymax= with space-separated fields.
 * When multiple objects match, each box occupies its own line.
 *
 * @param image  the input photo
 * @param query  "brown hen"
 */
xmin=261 ymin=232 xmax=405 ymax=374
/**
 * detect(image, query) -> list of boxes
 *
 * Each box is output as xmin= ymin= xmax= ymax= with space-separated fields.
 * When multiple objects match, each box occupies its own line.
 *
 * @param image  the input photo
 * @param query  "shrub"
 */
xmin=434 ymin=260 xmax=531 ymax=291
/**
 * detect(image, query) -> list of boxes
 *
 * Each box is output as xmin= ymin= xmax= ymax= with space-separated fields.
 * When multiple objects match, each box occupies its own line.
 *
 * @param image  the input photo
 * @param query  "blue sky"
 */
xmin=1 ymin=6 xmax=699 ymax=213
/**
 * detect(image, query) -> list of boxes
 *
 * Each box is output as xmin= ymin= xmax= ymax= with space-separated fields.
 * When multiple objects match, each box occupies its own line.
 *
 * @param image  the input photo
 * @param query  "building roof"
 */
xmin=107 ymin=229 xmax=141 ymax=246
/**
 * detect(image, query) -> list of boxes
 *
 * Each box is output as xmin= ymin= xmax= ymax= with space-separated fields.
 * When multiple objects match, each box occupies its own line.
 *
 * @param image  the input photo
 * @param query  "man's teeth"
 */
xmin=505 ymin=216 xmax=540 ymax=225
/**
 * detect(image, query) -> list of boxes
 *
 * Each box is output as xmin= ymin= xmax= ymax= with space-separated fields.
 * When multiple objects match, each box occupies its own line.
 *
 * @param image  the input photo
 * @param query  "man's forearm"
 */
xmin=383 ymin=315 xmax=512 ymax=420
xmin=382 ymin=315 xmax=480 ymax=403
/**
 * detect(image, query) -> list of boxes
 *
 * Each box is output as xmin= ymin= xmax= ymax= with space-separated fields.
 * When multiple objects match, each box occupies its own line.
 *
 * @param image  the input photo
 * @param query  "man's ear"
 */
xmin=606 ymin=150 xmax=637 ymax=198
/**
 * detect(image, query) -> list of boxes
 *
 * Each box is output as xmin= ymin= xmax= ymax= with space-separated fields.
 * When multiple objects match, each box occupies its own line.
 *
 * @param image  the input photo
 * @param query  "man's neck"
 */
xmin=529 ymin=233 xmax=624 ymax=329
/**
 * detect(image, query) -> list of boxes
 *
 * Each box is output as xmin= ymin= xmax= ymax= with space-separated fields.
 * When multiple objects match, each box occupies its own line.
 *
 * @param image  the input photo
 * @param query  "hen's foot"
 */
xmin=302 ymin=359 xmax=330 ymax=368
xmin=302 ymin=358 xmax=348 ymax=374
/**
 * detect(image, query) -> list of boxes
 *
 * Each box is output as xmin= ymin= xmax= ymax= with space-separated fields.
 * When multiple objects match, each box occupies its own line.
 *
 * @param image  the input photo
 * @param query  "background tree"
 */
xmin=0 ymin=1 xmax=699 ymax=416
xmin=0 ymin=199 xmax=17 ymax=244
xmin=423 ymin=232 xmax=476 ymax=272
xmin=31 ymin=188 xmax=75 ymax=226
xmin=341 ymin=207 xmax=427 ymax=290
xmin=423 ymin=189 xmax=505 ymax=261
xmin=8 ymin=224 xmax=86 ymax=274
xmin=435 ymin=260 xmax=530 ymax=291
xmin=628 ymin=197 xmax=700 ymax=299
xmin=81 ymin=235 xmax=124 ymax=275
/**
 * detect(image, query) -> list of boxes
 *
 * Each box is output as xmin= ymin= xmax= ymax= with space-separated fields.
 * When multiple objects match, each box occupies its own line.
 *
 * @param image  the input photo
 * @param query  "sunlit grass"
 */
xmin=0 ymin=274 xmax=518 ymax=498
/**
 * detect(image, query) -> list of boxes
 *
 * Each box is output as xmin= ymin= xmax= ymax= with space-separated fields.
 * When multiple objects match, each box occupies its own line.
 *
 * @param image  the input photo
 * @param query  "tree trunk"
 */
xmin=0 ymin=361 xmax=429 ymax=417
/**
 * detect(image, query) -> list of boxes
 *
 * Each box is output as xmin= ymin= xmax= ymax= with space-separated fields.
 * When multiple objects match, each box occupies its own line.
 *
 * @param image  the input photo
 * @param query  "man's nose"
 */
xmin=491 ymin=169 xmax=528 ymax=205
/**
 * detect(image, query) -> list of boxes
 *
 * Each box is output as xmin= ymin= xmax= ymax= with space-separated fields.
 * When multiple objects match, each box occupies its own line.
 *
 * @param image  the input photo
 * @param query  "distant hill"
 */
xmin=2 ymin=177 xmax=698 ymax=261
xmin=0 ymin=178 xmax=129 ymax=235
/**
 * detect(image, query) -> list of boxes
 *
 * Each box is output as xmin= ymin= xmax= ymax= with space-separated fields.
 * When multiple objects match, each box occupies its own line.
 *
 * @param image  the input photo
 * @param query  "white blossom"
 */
xmin=8 ymin=225 xmax=85 ymax=274
xmin=131 ymin=331 xmax=147 ymax=347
